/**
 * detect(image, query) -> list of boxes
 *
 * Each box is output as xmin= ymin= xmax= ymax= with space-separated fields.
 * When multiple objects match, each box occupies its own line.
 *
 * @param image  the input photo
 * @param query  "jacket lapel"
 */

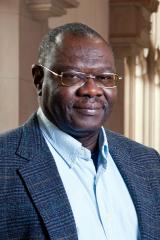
xmin=107 ymin=130 xmax=160 ymax=240
xmin=16 ymin=115 xmax=78 ymax=240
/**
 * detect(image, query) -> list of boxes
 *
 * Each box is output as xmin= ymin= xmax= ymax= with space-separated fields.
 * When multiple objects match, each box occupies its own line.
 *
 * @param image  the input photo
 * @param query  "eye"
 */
xmin=64 ymin=72 xmax=86 ymax=80
xmin=96 ymin=74 xmax=114 ymax=82
xmin=63 ymin=72 xmax=78 ymax=79
xmin=62 ymin=72 xmax=85 ymax=85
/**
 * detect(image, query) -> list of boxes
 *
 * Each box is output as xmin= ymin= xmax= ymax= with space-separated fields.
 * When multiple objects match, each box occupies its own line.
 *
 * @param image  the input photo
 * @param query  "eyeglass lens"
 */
xmin=61 ymin=72 xmax=118 ymax=88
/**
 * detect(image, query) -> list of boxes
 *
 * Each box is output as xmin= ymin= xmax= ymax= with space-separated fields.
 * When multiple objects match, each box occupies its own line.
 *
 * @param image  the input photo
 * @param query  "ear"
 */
xmin=32 ymin=64 xmax=44 ymax=96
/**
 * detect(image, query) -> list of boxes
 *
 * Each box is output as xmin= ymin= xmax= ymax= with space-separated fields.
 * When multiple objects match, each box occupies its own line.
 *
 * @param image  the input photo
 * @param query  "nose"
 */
xmin=77 ymin=78 xmax=103 ymax=98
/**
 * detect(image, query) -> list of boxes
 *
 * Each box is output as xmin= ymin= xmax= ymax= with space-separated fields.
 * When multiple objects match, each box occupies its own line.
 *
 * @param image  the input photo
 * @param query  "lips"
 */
xmin=73 ymin=103 xmax=103 ymax=116
xmin=75 ymin=108 xmax=101 ymax=116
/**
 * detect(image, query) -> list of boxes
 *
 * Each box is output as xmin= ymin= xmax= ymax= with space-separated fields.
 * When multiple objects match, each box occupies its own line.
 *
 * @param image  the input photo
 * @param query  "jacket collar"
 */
xmin=16 ymin=114 xmax=78 ymax=240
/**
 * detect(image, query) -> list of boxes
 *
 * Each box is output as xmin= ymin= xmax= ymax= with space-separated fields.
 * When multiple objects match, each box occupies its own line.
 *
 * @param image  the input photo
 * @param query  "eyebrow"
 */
xmin=51 ymin=65 xmax=81 ymax=72
xmin=52 ymin=64 xmax=115 ymax=73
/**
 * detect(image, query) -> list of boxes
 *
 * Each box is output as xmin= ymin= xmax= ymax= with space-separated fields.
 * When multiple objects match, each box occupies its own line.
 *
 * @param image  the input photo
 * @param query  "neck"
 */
xmin=72 ymin=130 xmax=100 ymax=171
xmin=71 ymin=130 xmax=100 ymax=151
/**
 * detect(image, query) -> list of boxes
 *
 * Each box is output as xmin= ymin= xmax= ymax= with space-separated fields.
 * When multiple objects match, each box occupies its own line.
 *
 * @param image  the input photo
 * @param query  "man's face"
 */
xmin=39 ymin=34 xmax=117 ymax=137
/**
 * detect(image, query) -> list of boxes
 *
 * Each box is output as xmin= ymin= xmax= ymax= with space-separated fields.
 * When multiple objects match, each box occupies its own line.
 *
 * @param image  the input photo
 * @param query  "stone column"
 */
xmin=0 ymin=0 xmax=48 ymax=132
xmin=19 ymin=0 xmax=48 ymax=125
xmin=0 ymin=0 xmax=20 ymax=132
xmin=108 ymin=0 xmax=159 ymax=134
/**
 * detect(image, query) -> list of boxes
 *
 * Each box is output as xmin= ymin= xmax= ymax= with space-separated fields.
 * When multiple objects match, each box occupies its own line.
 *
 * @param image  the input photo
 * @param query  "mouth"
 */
xmin=73 ymin=104 xmax=103 ymax=116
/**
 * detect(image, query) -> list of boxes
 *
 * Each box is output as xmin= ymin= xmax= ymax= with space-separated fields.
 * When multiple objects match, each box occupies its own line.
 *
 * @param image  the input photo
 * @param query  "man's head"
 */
xmin=32 ymin=23 xmax=120 ymax=138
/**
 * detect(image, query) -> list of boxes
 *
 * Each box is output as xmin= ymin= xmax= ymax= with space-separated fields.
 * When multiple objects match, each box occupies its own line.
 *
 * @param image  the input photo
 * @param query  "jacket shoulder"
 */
xmin=0 ymin=126 xmax=23 ymax=155
xmin=0 ymin=114 xmax=39 ymax=156
xmin=106 ymin=129 xmax=160 ymax=159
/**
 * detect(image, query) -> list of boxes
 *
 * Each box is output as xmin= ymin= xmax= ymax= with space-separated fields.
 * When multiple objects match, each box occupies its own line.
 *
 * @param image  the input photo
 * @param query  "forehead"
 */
xmin=48 ymin=34 xmax=115 ymax=71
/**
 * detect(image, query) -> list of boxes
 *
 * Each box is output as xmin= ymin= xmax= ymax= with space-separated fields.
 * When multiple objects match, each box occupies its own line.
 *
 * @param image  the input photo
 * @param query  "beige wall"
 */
xmin=49 ymin=0 xmax=109 ymax=41
xmin=0 ymin=0 xmax=19 ymax=132
xmin=0 ymin=0 xmax=111 ymax=132
xmin=0 ymin=0 xmax=48 ymax=132
xmin=19 ymin=1 xmax=47 ymax=124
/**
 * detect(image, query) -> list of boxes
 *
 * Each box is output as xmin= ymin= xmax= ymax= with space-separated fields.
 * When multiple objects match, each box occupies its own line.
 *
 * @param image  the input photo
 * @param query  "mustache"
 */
xmin=72 ymin=96 xmax=108 ymax=110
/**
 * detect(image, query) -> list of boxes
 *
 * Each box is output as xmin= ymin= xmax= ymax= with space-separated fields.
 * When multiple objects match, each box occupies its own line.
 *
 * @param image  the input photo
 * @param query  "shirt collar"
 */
xmin=98 ymin=127 xmax=108 ymax=169
xmin=37 ymin=107 xmax=109 ymax=169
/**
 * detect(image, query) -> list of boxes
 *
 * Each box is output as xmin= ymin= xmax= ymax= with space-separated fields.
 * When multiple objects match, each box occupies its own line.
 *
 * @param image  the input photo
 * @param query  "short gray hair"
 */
xmin=38 ymin=22 xmax=110 ymax=65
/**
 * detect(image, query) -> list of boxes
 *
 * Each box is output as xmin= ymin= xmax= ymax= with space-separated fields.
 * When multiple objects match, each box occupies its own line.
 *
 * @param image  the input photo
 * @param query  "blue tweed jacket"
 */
xmin=0 ymin=114 xmax=160 ymax=240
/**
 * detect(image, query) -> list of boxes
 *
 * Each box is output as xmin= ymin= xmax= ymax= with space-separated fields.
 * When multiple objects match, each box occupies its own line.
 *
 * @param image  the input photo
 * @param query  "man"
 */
xmin=0 ymin=23 xmax=160 ymax=240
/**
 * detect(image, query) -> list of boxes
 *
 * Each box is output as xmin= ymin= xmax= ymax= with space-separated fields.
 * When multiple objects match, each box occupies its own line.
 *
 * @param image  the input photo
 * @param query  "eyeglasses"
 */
xmin=39 ymin=64 xmax=122 ymax=88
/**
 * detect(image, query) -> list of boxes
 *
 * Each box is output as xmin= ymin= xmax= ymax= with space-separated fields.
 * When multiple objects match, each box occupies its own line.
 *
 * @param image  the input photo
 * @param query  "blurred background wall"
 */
xmin=0 ymin=0 xmax=160 ymax=152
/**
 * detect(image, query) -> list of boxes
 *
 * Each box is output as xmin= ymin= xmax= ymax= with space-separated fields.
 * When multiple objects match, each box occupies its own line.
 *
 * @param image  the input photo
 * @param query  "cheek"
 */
xmin=48 ymin=86 xmax=75 ymax=116
xmin=55 ymin=88 xmax=75 ymax=106
xmin=104 ymin=88 xmax=117 ymax=105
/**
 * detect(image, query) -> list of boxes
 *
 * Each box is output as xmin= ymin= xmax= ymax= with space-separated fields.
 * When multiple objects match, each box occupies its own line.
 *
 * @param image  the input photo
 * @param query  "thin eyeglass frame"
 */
xmin=39 ymin=64 xmax=122 ymax=88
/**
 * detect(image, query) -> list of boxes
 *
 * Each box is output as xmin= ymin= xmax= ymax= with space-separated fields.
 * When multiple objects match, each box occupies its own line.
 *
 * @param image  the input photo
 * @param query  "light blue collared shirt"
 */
xmin=37 ymin=108 xmax=140 ymax=240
